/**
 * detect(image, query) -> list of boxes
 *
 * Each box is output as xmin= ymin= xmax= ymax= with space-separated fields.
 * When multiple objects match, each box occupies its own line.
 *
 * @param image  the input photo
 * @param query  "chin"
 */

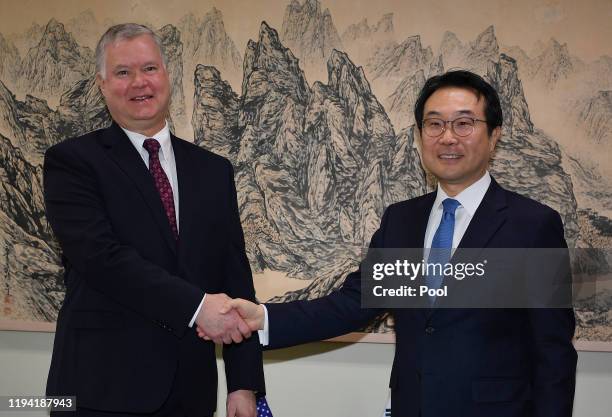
xmin=430 ymin=168 xmax=462 ymax=181
xmin=131 ymin=110 xmax=161 ymax=120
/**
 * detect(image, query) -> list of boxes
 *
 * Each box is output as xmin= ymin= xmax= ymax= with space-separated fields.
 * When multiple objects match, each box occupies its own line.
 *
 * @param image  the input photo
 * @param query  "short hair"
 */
xmin=95 ymin=23 xmax=166 ymax=78
xmin=414 ymin=70 xmax=503 ymax=136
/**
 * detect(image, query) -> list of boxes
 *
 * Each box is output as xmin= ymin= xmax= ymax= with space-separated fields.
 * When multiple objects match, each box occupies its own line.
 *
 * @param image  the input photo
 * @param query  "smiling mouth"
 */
xmin=439 ymin=154 xmax=462 ymax=159
xmin=131 ymin=95 xmax=153 ymax=102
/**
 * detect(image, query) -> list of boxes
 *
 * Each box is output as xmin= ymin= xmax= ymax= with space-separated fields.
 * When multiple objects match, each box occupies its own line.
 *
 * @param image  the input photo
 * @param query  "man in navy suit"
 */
xmin=214 ymin=70 xmax=577 ymax=416
xmin=44 ymin=24 xmax=263 ymax=417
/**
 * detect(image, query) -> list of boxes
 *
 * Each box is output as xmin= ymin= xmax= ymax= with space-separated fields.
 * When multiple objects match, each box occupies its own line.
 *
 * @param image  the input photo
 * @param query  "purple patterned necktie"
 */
xmin=143 ymin=138 xmax=178 ymax=240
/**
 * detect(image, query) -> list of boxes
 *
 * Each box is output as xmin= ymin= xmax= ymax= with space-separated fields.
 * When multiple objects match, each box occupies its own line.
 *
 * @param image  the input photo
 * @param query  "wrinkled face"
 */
xmin=419 ymin=87 xmax=500 ymax=195
xmin=96 ymin=34 xmax=170 ymax=136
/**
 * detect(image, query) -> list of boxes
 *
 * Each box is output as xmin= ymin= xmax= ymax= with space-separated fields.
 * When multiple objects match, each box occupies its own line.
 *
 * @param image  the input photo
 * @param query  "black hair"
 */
xmin=414 ymin=70 xmax=503 ymax=136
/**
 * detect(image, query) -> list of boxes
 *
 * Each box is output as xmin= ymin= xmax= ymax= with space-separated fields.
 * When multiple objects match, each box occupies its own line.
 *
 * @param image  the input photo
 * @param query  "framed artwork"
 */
xmin=0 ymin=0 xmax=610 ymax=351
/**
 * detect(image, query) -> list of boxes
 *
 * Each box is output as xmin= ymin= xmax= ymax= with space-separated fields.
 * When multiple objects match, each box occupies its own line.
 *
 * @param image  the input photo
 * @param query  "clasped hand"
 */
xmin=195 ymin=295 xmax=264 ymax=344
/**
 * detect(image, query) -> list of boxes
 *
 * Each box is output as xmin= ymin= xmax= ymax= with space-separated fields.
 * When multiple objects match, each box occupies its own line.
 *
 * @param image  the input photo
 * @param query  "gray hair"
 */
xmin=95 ymin=23 xmax=167 ymax=78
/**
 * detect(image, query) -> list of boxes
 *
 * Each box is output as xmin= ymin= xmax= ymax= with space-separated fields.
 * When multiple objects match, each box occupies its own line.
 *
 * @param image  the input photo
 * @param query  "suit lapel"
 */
xmin=396 ymin=192 xmax=436 ymax=249
xmin=413 ymin=193 xmax=436 ymax=248
xmin=456 ymin=178 xmax=508 ymax=250
xmin=172 ymin=135 xmax=197 ymax=259
xmin=99 ymin=123 xmax=177 ymax=254
xmin=432 ymin=178 xmax=508 ymax=311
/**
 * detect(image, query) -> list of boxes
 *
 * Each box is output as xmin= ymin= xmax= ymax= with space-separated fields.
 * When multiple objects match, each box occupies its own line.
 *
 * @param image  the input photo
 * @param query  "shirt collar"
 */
xmin=121 ymin=122 xmax=171 ymax=159
xmin=433 ymin=171 xmax=491 ymax=217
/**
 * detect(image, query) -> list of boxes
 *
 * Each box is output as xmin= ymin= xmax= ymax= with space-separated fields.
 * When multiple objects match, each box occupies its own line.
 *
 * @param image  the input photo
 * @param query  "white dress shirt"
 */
xmin=121 ymin=123 xmax=205 ymax=326
xmin=258 ymin=172 xmax=493 ymax=345
xmin=423 ymin=171 xmax=491 ymax=258
xmin=121 ymin=122 xmax=180 ymax=230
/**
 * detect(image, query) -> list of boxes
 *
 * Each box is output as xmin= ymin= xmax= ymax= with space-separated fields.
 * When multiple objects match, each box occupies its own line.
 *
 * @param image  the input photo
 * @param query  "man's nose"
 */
xmin=131 ymin=71 xmax=147 ymax=87
xmin=439 ymin=122 xmax=458 ymax=144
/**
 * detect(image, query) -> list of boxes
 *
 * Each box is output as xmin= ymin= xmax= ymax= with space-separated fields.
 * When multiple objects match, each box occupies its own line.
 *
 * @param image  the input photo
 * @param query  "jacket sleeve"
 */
xmin=43 ymin=142 xmax=204 ymax=337
xmin=527 ymin=209 xmax=577 ymax=417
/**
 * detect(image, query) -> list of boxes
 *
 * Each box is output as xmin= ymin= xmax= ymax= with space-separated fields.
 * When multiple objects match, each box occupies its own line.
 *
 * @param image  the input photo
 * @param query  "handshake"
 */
xmin=194 ymin=293 xmax=265 ymax=344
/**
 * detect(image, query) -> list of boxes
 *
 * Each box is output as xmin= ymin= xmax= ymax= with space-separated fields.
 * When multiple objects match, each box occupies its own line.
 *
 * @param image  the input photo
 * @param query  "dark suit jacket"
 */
xmin=266 ymin=178 xmax=576 ymax=417
xmin=44 ymin=122 xmax=264 ymax=416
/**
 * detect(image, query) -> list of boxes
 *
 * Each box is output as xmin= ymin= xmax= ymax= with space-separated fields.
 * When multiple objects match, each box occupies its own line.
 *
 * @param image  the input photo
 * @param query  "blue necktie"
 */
xmin=427 ymin=198 xmax=460 ymax=302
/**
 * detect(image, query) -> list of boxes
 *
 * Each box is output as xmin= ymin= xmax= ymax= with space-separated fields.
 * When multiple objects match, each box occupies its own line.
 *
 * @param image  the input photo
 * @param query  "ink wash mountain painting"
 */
xmin=0 ymin=0 xmax=610 ymax=349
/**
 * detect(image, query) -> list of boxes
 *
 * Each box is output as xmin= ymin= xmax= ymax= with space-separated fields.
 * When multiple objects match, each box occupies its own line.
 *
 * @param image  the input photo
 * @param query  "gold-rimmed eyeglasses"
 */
xmin=422 ymin=117 xmax=487 ymax=137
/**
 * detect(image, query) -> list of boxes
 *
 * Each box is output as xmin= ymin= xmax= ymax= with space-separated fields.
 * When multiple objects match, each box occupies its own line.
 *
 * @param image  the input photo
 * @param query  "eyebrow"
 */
xmin=424 ymin=109 xmax=477 ymax=117
xmin=455 ymin=109 xmax=477 ymax=116
xmin=111 ymin=61 xmax=160 ymax=70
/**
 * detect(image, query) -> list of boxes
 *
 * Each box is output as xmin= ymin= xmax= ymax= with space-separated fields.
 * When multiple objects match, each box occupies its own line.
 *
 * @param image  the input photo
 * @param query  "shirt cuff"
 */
xmin=257 ymin=304 xmax=270 ymax=346
xmin=189 ymin=294 xmax=206 ymax=328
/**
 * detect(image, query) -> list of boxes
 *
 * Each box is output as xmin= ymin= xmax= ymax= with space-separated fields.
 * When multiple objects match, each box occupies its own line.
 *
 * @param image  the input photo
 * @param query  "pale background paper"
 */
xmin=0 ymin=0 xmax=610 ymax=352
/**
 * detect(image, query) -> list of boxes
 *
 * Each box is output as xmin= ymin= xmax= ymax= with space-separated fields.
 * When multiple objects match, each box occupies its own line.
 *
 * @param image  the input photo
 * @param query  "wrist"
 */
xmin=257 ymin=305 xmax=265 ymax=330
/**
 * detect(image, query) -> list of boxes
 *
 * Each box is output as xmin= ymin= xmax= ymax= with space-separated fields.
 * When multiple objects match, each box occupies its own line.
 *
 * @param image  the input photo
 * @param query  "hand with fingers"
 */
xmin=197 ymin=298 xmax=265 ymax=342
xmin=195 ymin=293 xmax=252 ymax=344
xmin=226 ymin=390 xmax=256 ymax=417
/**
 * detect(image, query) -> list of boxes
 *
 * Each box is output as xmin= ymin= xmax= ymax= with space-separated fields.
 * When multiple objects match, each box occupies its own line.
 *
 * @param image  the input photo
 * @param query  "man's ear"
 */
xmin=95 ymin=73 xmax=106 ymax=97
xmin=414 ymin=126 xmax=423 ymax=154
xmin=489 ymin=126 xmax=501 ymax=153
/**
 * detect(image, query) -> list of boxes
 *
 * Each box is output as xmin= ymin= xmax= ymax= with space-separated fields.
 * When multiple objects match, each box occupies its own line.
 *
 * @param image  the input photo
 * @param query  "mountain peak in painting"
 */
xmin=577 ymin=90 xmax=612 ymax=144
xmin=19 ymin=18 xmax=94 ymax=101
xmin=341 ymin=18 xmax=370 ymax=43
xmin=192 ymin=21 xmax=425 ymax=282
xmin=341 ymin=13 xmax=396 ymax=73
xmin=341 ymin=13 xmax=394 ymax=44
xmin=192 ymin=65 xmax=240 ymax=162
xmin=437 ymin=31 xmax=463 ymax=69
xmin=434 ymin=26 xmax=500 ymax=74
xmin=242 ymin=21 xmax=310 ymax=105
xmin=368 ymin=34 xmax=433 ymax=81
xmin=0 ymin=81 xmax=27 ymax=150
xmin=374 ymin=13 xmax=394 ymax=34
xmin=178 ymin=7 xmax=241 ymax=83
xmin=7 ymin=22 xmax=44 ymax=57
xmin=281 ymin=0 xmax=342 ymax=69
xmin=327 ymin=49 xmax=372 ymax=96
xmin=464 ymin=25 xmax=500 ymax=72
xmin=470 ymin=25 xmax=499 ymax=55
xmin=0 ymin=33 xmax=20 ymax=86
xmin=485 ymin=54 xmax=579 ymax=243
xmin=530 ymin=37 xmax=574 ymax=88
xmin=158 ymin=24 xmax=187 ymax=126
xmin=65 ymin=9 xmax=99 ymax=47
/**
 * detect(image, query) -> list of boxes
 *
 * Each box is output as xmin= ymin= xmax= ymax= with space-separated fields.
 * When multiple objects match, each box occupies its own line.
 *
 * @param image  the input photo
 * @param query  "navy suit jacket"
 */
xmin=44 ymin=122 xmax=264 ymax=415
xmin=266 ymin=178 xmax=576 ymax=417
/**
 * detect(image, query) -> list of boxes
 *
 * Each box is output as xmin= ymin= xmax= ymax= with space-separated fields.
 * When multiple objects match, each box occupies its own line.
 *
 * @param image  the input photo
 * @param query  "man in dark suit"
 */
xmin=215 ymin=70 xmax=577 ymax=416
xmin=44 ymin=23 xmax=264 ymax=417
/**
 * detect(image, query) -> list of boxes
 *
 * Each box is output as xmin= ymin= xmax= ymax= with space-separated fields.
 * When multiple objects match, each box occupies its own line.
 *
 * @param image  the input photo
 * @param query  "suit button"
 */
xmin=425 ymin=326 xmax=435 ymax=335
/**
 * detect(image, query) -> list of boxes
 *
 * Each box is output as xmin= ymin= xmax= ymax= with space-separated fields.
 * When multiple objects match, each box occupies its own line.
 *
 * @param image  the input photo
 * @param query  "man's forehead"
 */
xmin=424 ymin=87 xmax=485 ymax=113
xmin=104 ymin=35 xmax=162 ymax=59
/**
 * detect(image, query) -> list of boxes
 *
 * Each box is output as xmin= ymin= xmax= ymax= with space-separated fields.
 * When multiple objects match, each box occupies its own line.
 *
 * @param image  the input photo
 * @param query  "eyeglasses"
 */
xmin=422 ymin=117 xmax=487 ymax=137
